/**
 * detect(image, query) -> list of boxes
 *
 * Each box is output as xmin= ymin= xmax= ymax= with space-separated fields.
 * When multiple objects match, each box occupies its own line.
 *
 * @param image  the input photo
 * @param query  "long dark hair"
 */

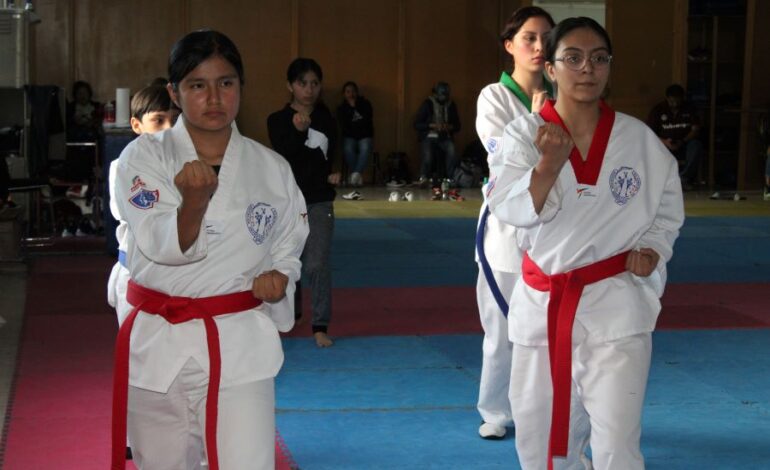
xmin=168 ymin=30 xmax=244 ymax=89
xmin=545 ymin=17 xmax=613 ymax=63
xmin=499 ymin=6 xmax=555 ymax=45
xmin=286 ymin=58 xmax=323 ymax=83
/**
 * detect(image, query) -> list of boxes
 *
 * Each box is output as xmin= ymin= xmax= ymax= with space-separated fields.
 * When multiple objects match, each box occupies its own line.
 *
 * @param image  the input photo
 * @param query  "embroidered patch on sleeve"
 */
xmin=129 ymin=188 xmax=160 ymax=209
xmin=130 ymin=175 xmax=146 ymax=192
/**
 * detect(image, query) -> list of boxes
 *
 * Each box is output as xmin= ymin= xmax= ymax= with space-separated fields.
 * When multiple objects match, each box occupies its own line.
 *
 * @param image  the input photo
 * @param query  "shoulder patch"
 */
xmin=129 ymin=188 xmax=160 ymax=210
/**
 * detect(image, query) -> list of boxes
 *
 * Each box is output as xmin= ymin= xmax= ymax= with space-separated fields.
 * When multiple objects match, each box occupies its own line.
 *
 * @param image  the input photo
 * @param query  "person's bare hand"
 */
xmin=531 ymin=90 xmax=550 ymax=113
xmin=534 ymin=123 xmax=573 ymax=175
xmin=626 ymin=248 xmax=660 ymax=277
xmin=174 ymin=160 xmax=218 ymax=210
xmin=328 ymin=172 xmax=341 ymax=186
xmin=252 ymin=270 xmax=289 ymax=302
xmin=292 ymin=112 xmax=311 ymax=132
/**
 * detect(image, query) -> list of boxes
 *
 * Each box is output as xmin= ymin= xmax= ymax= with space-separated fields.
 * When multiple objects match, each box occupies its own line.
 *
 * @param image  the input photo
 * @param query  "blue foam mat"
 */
xmin=330 ymin=217 xmax=770 ymax=287
xmin=277 ymin=330 xmax=770 ymax=469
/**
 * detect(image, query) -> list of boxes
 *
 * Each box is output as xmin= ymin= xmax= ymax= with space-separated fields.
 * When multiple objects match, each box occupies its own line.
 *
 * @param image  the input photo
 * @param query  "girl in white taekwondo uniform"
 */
xmin=111 ymin=30 xmax=308 ymax=470
xmin=487 ymin=18 xmax=684 ymax=470
xmin=474 ymin=6 xmax=554 ymax=441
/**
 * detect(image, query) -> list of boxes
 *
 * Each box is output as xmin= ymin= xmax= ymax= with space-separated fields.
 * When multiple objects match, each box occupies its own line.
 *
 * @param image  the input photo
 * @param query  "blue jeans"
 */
xmin=677 ymin=139 xmax=704 ymax=184
xmin=420 ymin=138 xmax=457 ymax=180
xmin=343 ymin=137 xmax=372 ymax=175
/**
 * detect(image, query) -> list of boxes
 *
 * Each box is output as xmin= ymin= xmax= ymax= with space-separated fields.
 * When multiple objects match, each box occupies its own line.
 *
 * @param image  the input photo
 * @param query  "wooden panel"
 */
xmin=605 ymin=0 xmax=677 ymax=120
xmin=187 ymin=0 xmax=293 ymax=142
xmin=30 ymin=0 xmax=71 ymax=88
xmin=296 ymin=0 xmax=400 ymax=167
xmin=71 ymin=0 xmax=186 ymax=104
xmin=739 ymin=0 xmax=770 ymax=189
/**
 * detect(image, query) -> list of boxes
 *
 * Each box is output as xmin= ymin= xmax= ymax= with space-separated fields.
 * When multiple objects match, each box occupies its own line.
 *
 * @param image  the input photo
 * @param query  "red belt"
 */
xmin=111 ymin=280 xmax=261 ymax=470
xmin=521 ymin=251 xmax=628 ymax=470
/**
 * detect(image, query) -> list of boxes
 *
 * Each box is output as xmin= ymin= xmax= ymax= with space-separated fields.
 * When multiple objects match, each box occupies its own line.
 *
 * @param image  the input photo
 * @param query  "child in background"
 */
xmin=106 ymin=84 xmax=176 ymax=460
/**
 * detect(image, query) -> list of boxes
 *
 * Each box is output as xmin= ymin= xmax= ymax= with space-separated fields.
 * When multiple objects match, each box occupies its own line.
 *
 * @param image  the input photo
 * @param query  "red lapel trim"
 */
xmin=539 ymin=99 xmax=615 ymax=186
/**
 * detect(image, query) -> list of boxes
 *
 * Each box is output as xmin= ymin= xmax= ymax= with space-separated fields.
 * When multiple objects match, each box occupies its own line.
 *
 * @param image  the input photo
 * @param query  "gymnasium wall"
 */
xmin=30 ymin=0 xmax=687 ymax=179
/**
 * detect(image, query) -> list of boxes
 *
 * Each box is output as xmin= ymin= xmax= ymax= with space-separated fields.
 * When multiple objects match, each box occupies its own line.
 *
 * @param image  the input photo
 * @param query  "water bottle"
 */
xmin=103 ymin=101 xmax=116 ymax=127
xmin=441 ymin=178 xmax=449 ymax=200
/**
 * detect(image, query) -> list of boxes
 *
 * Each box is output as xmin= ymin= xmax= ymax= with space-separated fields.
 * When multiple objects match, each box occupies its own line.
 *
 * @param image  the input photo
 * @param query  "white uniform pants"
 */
xmin=476 ymin=267 xmax=517 ymax=426
xmin=128 ymin=358 xmax=275 ymax=470
xmin=510 ymin=322 xmax=651 ymax=470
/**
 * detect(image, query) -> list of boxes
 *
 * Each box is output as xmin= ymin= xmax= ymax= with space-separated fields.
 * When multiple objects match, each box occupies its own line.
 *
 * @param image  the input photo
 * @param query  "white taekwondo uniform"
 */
xmin=474 ymin=72 xmax=531 ymax=429
xmin=113 ymin=117 xmax=308 ymax=470
xmin=106 ymin=159 xmax=131 ymax=318
xmin=487 ymin=100 xmax=684 ymax=470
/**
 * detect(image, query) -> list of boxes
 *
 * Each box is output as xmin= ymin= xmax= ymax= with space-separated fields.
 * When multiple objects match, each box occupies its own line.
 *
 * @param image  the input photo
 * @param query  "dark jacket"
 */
xmin=337 ymin=97 xmax=374 ymax=140
xmin=267 ymin=103 xmax=337 ymax=204
xmin=413 ymin=97 xmax=460 ymax=142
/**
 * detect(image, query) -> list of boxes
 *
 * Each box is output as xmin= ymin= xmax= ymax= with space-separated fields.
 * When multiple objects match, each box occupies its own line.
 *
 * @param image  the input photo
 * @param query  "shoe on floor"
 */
xmin=341 ymin=190 xmax=363 ymax=200
xmin=479 ymin=422 xmax=506 ymax=440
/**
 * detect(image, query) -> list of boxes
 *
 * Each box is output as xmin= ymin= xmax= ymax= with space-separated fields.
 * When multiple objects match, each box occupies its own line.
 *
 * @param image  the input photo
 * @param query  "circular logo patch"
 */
xmin=245 ymin=203 xmax=277 ymax=245
xmin=609 ymin=166 xmax=641 ymax=206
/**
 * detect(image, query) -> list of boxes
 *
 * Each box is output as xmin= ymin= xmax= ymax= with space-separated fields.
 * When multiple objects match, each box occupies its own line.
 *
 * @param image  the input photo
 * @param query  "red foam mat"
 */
xmin=285 ymin=282 xmax=770 ymax=338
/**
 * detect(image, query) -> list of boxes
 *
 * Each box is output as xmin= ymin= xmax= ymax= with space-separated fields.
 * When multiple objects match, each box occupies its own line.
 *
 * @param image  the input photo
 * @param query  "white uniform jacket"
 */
xmin=487 ymin=102 xmax=684 ymax=346
xmin=114 ymin=118 xmax=309 ymax=393
xmin=475 ymin=80 xmax=530 ymax=273
xmin=106 ymin=159 xmax=130 ymax=311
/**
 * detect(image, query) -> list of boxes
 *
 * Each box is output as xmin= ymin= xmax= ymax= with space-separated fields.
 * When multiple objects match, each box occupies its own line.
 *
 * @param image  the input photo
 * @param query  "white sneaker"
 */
xmin=341 ymin=190 xmax=363 ymax=201
xmin=403 ymin=191 xmax=414 ymax=201
xmin=478 ymin=422 xmax=506 ymax=440
xmin=350 ymin=172 xmax=363 ymax=186
xmin=388 ymin=191 xmax=400 ymax=202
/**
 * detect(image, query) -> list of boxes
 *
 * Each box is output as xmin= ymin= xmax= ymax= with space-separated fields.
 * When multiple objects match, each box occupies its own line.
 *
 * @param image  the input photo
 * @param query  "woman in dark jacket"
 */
xmin=267 ymin=58 xmax=339 ymax=347
xmin=337 ymin=81 xmax=373 ymax=186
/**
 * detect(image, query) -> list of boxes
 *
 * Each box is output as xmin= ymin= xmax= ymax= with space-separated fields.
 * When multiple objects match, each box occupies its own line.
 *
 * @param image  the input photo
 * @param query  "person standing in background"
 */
xmin=268 ymin=58 xmax=340 ymax=348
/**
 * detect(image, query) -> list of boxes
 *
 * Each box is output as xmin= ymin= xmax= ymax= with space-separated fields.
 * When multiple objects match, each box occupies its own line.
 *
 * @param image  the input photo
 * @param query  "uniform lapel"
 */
xmin=539 ymin=99 xmax=615 ymax=186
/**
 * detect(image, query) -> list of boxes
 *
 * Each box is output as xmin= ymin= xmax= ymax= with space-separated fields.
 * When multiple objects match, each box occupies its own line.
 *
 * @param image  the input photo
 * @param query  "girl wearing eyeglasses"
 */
xmin=473 ymin=6 xmax=555 ymax=442
xmin=487 ymin=17 xmax=684 ymax=470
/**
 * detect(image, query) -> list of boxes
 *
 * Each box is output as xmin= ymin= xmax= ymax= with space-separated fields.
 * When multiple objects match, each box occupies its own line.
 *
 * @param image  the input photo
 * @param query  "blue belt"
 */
xmin=118 ymin=250 xmax=127 ymax=268
xmin=475 ymin=206 xmax=509 ymax=316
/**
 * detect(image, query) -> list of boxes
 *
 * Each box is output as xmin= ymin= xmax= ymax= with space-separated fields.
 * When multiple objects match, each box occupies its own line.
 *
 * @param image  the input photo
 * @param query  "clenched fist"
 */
xmin=534 ymin=123 xmax=573 ymax=175
xmin=531 ymin=90 xmax=550 ymax=113
xmin=625 ymin=248 xmax=660 ymax=277
xmin=174 ymin=160 xmax=218 ymax=209
xmin=252 ymin=270 xmax=289 ymax=302
xmin=292 ymin=112 xmax=311 ymax=132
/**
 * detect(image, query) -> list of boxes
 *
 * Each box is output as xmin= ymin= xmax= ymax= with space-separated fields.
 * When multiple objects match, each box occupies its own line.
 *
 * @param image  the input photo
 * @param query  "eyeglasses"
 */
xmin=553 ymin=54 xmax=613 ymax=71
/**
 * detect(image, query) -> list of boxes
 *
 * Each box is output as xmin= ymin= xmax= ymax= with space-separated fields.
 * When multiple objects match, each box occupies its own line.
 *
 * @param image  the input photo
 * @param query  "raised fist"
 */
xmin=531 ymin=90 xmax=550 ymax=113
xmin=174 ymin=160 xmax=218 ymax=209
xmin=292 ymin=112 xmax=311 ymax=132
xmin=534 ymin=123 xmax=573 ymax=175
